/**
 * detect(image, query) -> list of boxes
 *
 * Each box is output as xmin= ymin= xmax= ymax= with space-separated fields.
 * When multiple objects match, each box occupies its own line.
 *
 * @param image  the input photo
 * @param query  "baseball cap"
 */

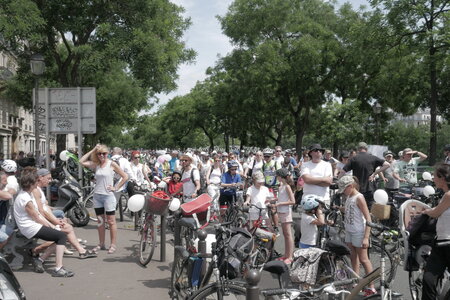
xmin=308 ymin=143 xmax=324 ymax=153
xmin=338 ymin=175 xmax=355 ymax=193
xmin=37 ymin=168 xmax=51 ymax=177
xmin=383 ymin=150 xmax=394 ymax=157
xmin=358 ymin=142 xmax=368 ymax=149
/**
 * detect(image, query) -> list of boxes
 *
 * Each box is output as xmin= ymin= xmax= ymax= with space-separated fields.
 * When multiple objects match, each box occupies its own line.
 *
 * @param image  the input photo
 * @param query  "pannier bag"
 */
xmin=290 ymin=247 xmax=327 ymax=285
xmin=219 ymin=227 xmax=254 ymax=279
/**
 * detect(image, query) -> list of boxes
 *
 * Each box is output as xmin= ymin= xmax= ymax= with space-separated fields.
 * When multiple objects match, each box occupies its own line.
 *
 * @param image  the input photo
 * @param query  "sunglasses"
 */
xmin=214 ymin=160 xmax=221 ymax=162
xmin=311 ymin=149 xmax=321 ymax=152
xmin=173 ymin=176 xmax=181 ymax=180
xmin=276 ymin=150 xmax=282 ymax=153
xmin=134 ymin=156 xmax=140 ymax=159
xmin=180 ymin=159 xmax=189 ymax=162
xmin=229 ymin=168 xmax=238 ymax=171
xmin=97 ymin=152 xmax=108 ymax=156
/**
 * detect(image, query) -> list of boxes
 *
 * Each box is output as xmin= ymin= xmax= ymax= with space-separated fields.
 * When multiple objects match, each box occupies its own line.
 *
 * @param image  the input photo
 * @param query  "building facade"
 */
xmin=0 ymin=50 xmax=58 ymax=159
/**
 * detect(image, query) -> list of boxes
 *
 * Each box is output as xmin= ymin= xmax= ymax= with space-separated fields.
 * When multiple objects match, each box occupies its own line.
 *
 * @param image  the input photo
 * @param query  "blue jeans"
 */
xmin=0 ymin=224 xmax=14 ymax=243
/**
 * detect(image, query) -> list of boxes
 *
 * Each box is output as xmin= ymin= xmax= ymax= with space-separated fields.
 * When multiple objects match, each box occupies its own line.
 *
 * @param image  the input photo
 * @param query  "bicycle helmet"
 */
xmin=1 ymin=160 xmax=17 ymax=173
xmin=276 ymin=168 xmax=290 ymax=178
xmin=227 ymin=160 xmax=239 ymax=169
xmin=301 ymin=194 xmax=321 ymax=211
xmin=262 ymin=148 xmax=273 ymax=156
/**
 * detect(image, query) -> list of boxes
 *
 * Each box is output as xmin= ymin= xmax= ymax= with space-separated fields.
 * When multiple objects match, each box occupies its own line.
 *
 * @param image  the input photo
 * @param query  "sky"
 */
xmin=153 ymin=0 xmax=369 ymax=110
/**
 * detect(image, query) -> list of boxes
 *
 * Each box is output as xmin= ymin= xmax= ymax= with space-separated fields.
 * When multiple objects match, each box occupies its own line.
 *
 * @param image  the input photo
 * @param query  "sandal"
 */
xmin=275 ymin=257 xmax=286 ymax=261
xmin=79 ymin=249 xmax=97 ymax=259
xmin=92 ymin=245 xmax=106 ymax=253
xmin=107 ymin=244 xmax=117 ymax=254
xmin=283 ymin=258 xmax=293 ymax=265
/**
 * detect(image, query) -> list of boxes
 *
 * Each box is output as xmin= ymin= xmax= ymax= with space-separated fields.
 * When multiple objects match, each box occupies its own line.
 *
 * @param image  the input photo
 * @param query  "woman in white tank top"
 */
xmin=80 ymin=144 xmax=128 ymax=254
xmin=422 ymin=163 xmax=450 ymax=299
xmin=338 ymin=175 xmax=375 ymax=295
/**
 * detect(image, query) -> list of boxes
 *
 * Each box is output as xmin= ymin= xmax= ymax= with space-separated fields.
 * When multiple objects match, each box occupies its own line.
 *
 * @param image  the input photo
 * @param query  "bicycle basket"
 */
xmin=147 ymin=191 xmax=171 ymax=215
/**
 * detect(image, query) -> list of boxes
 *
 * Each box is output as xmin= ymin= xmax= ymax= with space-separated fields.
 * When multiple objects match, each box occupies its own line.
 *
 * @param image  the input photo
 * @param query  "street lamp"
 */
xmin=30 ymin=53 xmax=45 ymax=166
xmin=373 ymin=102 xmax=382 ymax=145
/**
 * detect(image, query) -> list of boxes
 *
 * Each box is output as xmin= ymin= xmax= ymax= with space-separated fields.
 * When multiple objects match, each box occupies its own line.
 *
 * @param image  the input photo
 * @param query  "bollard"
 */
xmin=246 ymin=269 xmax=261 ymax=300
xmin=160 ymin=214 xmax=166 ymax=262
xmin=197 ymin=230 xmax=208 ymax=277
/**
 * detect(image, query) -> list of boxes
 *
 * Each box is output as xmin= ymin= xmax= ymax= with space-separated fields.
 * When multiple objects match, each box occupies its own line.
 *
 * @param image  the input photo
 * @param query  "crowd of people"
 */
xmin=0 ymin=142 xmax=449 ymax=299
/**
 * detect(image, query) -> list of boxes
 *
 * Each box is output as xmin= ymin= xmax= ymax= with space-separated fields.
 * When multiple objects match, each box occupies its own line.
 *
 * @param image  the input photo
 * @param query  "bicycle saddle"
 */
xmin=179 ymin=217 xmax=198 ymax=230
xmin=263 ymin=261 xmax=288 ymax=276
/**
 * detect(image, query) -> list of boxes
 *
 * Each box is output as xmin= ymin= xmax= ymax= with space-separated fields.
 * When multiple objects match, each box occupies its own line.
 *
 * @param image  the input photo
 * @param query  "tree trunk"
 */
xmin=224 ymin=134 xmax=229 ymax=153
xmin=429 ymin=50 xmax=437 ymax=165
xmin=56 ymin=134 xmax=66 ymax=158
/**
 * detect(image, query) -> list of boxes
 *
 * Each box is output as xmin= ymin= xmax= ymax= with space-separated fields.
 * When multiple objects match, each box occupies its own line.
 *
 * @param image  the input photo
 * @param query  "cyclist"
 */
xmin=219 ymin=160 xmax=242 ymax=220
xmin=244 ymin=150 xmax=264 ymax=180
xmin=111 ymin=147 xmax=135 ymax=198
xmin=130 ymin=151 xmax=150 ymax=187
xmin=393 ymin=147 xmax=427 ymax=189
xmin=244 ymin=172 xmax=273 ymax=231
xmin=338 ymin=175 xmax=375 ymax=296
xmin=180 ymin=153 xmax=201 ymax=203
xmin=299 ymin=194 xmax=325 ymax=249
xmin=163 ymin=171 xmax=183 ymax=197
xmin=381 ymin=150 xmax=399 ymax=197
xmin=206 ymin=155 xmax=223 ymax=217
xmin=262 ymin=148 xmax=281 ymax=234
xmin=301 ymin=144 xmax=333 ymax=205
xmin=421 ymin=163 xmax=450 ymax=300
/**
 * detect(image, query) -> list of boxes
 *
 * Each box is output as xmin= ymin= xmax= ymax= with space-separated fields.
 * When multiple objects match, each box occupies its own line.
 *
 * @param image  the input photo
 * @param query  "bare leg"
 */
xmin=61 ymin=223 xmax=86 ymax=254
xmin=356 ymin=247 xmax=375 ymax=289
xmin=55 ymin=244 xmax=64 ymax=269
xmin=347 ymin=243 xmax=360 ymax=275
xmin=97 ymin=214 xmax=106 ymax=247
xmin=40 ymin=243 xmax=56 ymax=261
xmin=282 ymin=222 xmax=293 ymax=260
xmin=106 ymin=214 xmax=117 ymax=247
xmin=32 ymin=241 xmax=53 ymax=255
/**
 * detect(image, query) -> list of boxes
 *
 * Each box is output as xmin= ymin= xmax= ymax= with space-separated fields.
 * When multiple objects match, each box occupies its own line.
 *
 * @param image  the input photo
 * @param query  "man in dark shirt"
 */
xmin=340 ymin=142 xmax=390 ymax=207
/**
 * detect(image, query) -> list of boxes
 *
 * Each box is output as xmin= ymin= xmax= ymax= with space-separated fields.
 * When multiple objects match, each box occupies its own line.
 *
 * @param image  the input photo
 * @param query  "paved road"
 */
xmin=13 ymin=214 xmax=411 ymax=300
xmin=15 ymin=215 xmax=174 ymax=300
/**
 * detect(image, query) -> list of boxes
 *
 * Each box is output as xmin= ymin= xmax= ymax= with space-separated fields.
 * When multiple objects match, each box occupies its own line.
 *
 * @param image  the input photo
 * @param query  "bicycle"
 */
xmin=175 ymin=223 xmax=252 ymax=300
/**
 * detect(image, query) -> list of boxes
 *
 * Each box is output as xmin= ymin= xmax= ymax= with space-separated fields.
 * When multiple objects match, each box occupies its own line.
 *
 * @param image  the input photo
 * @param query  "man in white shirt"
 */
xmin=111 ymin=147 xmax=135 ymax=198
xmin=300 ymin=144 xmax=333 ymax=204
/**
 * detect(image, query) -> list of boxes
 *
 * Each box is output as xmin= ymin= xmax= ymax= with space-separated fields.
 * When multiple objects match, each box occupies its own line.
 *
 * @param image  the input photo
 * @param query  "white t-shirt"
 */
xmin=181 ymin=167 xmax=200 ymax=202
xmin=246 ymin=185 xmax=271 ymax=220
xmin=6 ymin=176 xmax=19 ymax=193
xmin=209 ymin=167 xmax=222 ymax=185
xmin=300 ymin=160 xmax=332 ymax=202
xmin=300 ymin=213 xmax=318 ymax=246
xmin=14 ymin=190 xmax=43 ymax=239
xmin=248 ymin=159 xmax=264 ymax=174
xmin=131 ymin=163 xmax=145 ymax=185
xmin=112 ymin=155 xmax=135 ymax=191
xmin=277 ymin=184 xmax=291 ymax=213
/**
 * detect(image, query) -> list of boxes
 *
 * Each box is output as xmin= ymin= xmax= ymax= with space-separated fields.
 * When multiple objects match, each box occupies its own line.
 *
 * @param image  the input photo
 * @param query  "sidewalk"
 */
xmin=14 ymin=216 xmax=174 ymax=300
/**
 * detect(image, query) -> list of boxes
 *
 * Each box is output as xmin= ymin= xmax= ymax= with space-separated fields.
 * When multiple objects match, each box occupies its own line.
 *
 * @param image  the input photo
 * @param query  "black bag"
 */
xmin=218 ymin=228 xmax=253 ymax=279
xmin=406 ymin=214 xmax=437 ymax=246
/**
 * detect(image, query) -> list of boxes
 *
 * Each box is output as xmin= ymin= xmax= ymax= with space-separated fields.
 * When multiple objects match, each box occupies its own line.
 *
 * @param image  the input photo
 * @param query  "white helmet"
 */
xmin=1 ymin=160 xmax=17 ymax=173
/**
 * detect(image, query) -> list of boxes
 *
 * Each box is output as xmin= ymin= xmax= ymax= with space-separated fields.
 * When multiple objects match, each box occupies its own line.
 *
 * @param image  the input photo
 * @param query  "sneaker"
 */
xmin=51 ymin=267 xmax=74 ymax=278
xmin=363 ymin=288 xmax=377 ymax=297
xmin=33 ymin=258 xmax=44 ymax=273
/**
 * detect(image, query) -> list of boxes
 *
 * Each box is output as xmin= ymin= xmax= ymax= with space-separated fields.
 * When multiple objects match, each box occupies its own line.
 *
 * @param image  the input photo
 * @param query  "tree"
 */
xmin=0 ymin=0 xmax=195 ymax=152
xmin=219 ymin=0 xmax=343 ymax=153
xmin=370 ymin=0 xmax=450 ymax=164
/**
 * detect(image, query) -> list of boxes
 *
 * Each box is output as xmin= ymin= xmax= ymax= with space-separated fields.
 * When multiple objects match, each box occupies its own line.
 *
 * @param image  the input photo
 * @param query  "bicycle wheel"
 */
xmin=252 ymin=246 xmax=270 ymax=267
xmin=367 ymin=243 xmax=397 ymax=286
xmin=84 ymin=194 xmax=98 ymax=222
xmin=170 ymin=253 xmax=191 ymax=299
xmin=189 ymin=282 xmax=246 ymax=300
xmin=139 ymin=213 xmax=156 ymax=266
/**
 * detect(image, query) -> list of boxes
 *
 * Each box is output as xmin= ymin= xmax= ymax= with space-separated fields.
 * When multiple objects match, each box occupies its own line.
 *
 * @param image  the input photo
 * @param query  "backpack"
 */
xmin=218 ymin=228 xmax=254 ymax=279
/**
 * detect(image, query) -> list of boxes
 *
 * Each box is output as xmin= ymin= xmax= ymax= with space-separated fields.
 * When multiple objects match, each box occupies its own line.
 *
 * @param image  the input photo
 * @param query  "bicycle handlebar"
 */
xmin=366 ymin=221 xmax=390 ymax=232
xmin=262 ymin=278 xmax=356 ymax=296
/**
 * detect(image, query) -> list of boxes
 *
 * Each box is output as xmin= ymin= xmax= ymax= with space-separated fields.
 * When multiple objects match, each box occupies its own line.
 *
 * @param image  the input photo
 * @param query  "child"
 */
xmin=244 ymin=172 xmax=273 ymax=231
xmin=299 ymin=194 xmax=325 ymax=248
xmin=274 ymin=168 xmax=296 ymax=264
xmin=338 ymin=175 xmax=376 ymax=296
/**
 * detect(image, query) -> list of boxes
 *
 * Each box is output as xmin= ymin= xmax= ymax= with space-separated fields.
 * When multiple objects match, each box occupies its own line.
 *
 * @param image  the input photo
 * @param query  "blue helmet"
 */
xmin=227 ymin=160 xmax=239 ymax=169
xmin=301 ymin=194 xmax=321 ymax=211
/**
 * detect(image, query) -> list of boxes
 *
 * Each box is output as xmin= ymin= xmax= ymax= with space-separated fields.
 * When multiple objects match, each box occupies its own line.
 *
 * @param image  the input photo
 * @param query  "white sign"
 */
xmin=36 ymin=87 xmax=96 ymax=134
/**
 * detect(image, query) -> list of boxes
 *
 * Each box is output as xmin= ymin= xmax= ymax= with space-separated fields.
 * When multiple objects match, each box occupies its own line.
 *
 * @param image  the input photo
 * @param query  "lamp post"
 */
xmin=373 ymin=102 xmax=382 ymax=145
xmin=30 ymin=54 xmax=45 ymax=167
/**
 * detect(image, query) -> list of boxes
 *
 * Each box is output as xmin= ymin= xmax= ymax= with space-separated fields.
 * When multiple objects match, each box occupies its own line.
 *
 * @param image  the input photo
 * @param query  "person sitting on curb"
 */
xmin=14 ymin=167 xmax=74 ymax=277
xmin=29 ymin=168 xmax=96 ymax=272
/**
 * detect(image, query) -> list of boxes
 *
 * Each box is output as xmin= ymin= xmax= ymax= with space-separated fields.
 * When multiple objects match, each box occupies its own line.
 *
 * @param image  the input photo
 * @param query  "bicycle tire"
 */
xmin=139 ymin=213 xmax=156 ymax=266
xmin=170 ymin=252 xmax=191 ymax=299
xmin=367 ymin=243 xmax=397 ymax=286
xmin=188 ymin=282 xmax=247 ymax=300
xmin=83 ymin=194 xmax=98 ymax=222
